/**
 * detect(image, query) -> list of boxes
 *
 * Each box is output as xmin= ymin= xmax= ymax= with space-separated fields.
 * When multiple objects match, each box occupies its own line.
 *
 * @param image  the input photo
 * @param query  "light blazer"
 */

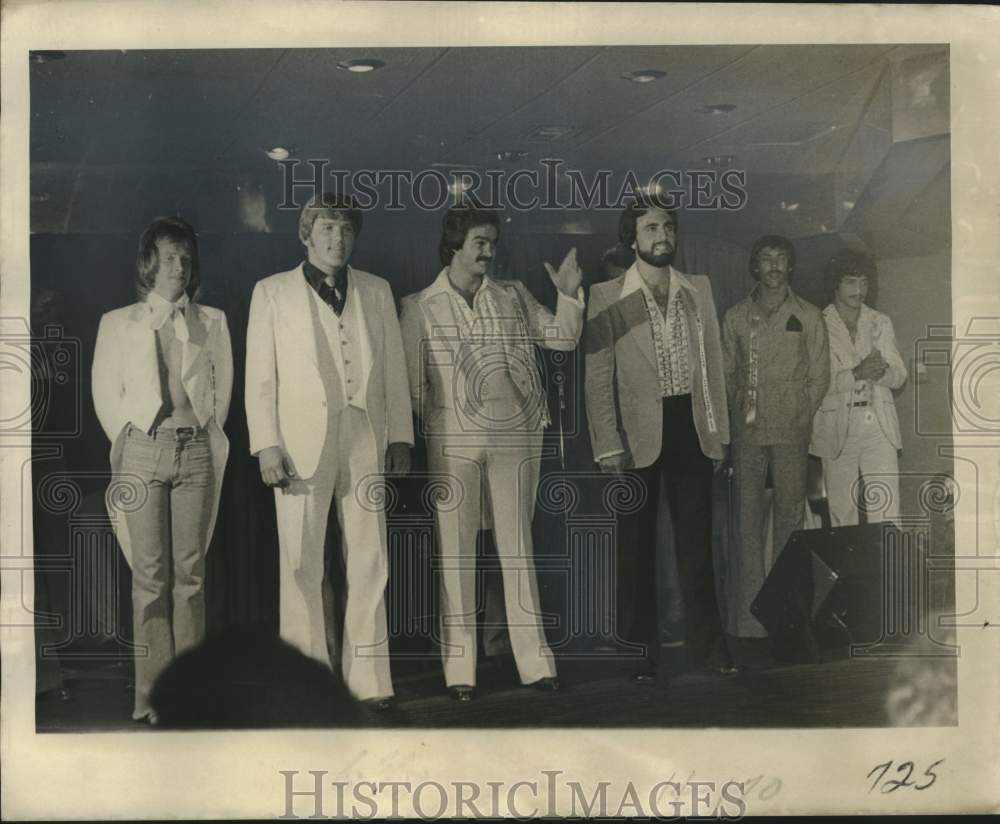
xmin=584 ymin=265 xmax=730 ymax=467
xmin=398 ymin=268 xmax=583 ymax=431
xmin=92 ymin=300 xmax=233 ymax=566
xmin=810 ymin=303 xmax=907 ymax=459
xmin=245 ymin=264 xmax=413 ymax=480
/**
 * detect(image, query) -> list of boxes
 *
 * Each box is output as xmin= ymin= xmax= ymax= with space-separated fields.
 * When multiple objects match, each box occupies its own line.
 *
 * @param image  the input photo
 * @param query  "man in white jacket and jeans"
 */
xmin=810 ymin=249 xmax=907 ymax=526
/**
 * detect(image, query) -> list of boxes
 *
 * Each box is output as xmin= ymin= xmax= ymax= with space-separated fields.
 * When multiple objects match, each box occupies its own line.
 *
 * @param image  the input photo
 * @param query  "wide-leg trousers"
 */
xmin=273 ymin=406 xmax=393 ymax=701
xmin=823 ymin=406 xmax=901 ymax=526
xmin=731 ymin=439 xmax=809 ymax=638
xmin=426 ymin=410 xmax=556 ymax=688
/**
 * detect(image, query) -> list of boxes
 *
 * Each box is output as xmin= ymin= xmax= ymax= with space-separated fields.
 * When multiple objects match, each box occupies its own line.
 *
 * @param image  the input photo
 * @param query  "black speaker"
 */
xmin=751 ymin=523 xmax=904 ymax=662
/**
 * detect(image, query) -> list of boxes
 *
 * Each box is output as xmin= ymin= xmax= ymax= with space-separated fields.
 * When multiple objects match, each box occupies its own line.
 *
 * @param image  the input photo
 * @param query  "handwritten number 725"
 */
xmin=867 ymin=759 xmax=944 ymax=793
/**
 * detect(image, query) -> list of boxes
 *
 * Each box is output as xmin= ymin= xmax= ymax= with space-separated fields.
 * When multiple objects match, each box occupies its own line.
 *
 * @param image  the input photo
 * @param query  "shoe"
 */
xmin=362 ymin=696 xmax=396 ymax=713
xmin=528 ymin=677 xmax=562 ymax=692
xmin=449 ymin=685 xmax=476 ymax=702
xmin=132 ymin=710 xmax=159 ymax=726
xmin=701 ymin=653 xmax=741 ymax=675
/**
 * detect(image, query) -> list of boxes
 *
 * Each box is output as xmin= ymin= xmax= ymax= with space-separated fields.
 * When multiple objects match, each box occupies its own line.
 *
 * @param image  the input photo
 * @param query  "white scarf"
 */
xmin=146 ymin=290 xmax=190 ymax=342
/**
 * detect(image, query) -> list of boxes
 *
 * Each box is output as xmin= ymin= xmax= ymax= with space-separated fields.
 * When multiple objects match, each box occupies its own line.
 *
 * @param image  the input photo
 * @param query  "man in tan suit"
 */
xmin=584 ymin=199 xmax=733 ymax=686
xmin=722 ymin=235 xmax=830 ymax=641
xmin=245 ymin=194 xmax=413 ymax=708
xmin=400 ymin=206 xmax=583 ymax=701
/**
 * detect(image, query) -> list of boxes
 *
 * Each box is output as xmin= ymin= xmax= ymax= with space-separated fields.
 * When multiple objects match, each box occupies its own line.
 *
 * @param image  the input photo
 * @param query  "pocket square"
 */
xmin=785 ymin=315 xmax=803 ymax=332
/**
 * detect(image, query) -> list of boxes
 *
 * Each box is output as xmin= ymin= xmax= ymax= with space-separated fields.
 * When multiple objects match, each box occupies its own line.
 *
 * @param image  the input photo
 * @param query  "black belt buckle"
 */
xmin=851 ymin=401 xmax=869 ymax=408
xmin=174 ymin=426 xmax=196 ymax=440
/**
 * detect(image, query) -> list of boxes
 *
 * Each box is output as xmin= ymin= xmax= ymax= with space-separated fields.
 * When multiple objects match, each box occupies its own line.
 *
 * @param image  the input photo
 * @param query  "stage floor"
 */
xmin=35 ymin=654 xmax=958 ymax=731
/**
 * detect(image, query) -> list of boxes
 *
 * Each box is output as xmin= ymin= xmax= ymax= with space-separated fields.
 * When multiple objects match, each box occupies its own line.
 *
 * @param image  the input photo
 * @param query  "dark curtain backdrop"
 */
xmin=30 ymin=229 xmax=748 ymax=650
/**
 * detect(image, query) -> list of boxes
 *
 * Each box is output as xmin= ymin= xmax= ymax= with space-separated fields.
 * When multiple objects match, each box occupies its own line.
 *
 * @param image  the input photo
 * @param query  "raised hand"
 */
xmin=543 ymin=246 xmax=583 ymax=297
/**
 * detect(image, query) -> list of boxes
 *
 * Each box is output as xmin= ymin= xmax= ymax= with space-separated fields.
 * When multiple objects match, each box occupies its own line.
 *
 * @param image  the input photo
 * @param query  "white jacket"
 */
xmin=810 ymin=303 xmax=906 ymax=459
xmin=244 ymin=264 xmax=414 ymax=480
xmin=92 ymin=300 xmax=233 ymax=565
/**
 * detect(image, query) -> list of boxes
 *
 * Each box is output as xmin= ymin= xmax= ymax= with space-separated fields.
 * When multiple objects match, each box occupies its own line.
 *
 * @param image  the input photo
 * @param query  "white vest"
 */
xmin=308 ymin=283 xmax=371 ymax=411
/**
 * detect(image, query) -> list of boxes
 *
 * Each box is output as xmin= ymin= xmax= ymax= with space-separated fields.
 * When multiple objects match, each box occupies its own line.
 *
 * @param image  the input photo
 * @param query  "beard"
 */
xmin=636 ymin=243 xmax=674 ymax=268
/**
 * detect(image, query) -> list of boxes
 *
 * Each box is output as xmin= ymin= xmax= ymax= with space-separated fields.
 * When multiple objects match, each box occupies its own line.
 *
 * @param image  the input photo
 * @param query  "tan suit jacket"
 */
xmin=584 ymin=265 xmax=730 ymax=468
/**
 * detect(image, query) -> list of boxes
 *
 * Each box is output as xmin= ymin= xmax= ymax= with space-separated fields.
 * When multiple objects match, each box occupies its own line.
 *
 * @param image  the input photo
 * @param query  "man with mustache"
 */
xmin=584 ymin=198 xmax=734 ymax=686
xmin=245 ymin=193 xmax=413 ymax=710
xmin=399 ymin=205 xmax=583 ymax=701
xmin=722 ymin=235 xmax=829 ymax=646
xmin=811 ymin=249 xmax=906 ymax=526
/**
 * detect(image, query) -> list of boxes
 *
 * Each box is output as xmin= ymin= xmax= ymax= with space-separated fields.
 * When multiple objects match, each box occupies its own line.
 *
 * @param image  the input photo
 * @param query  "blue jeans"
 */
xmin=120 ymin=424 xmax=214 ymax=719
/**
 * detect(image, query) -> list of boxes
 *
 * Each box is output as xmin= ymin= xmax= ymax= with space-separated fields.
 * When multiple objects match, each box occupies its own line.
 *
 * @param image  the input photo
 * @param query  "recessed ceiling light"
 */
xmin=496 ymin=149 xmax=528 ymax=162
xmin=698 ymin=103 xmax=737 ymax=115
xmin=336 ymin=58 xmax=385 ymax=74
xmin=702 ymin=155 xmax=736 ymax=167
xmin=622 ymin=69 xmax=666 ymax=84
xmin=264 ymin=147 xmax=293 ymax=161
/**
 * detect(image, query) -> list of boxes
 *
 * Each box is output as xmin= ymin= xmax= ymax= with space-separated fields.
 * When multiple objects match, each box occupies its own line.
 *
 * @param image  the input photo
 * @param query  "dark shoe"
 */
xmin=362 ymin=696 xmax=396 ymax=713
xmin=449 ymin=685 xmax=476 ymax=702
xmin=527 ymin=676 xmax=562 ymax=692
xmin=132 ymin=710 xmax=159 ymax=726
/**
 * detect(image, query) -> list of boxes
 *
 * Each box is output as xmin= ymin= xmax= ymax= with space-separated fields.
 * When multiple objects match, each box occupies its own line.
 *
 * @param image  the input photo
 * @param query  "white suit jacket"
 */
xmin=244 ymin=263 xmax=414 ymax=480
xmin=398 ymin=268 xmax=583 ymax=433
xmin=92 ymin=300 xmax=233 ymax=565
xmin=810 ymin=303 xmax=907 ymax=459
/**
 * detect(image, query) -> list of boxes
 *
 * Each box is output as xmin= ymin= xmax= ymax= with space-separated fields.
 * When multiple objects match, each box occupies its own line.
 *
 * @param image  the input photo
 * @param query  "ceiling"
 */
xmin=29 ymin=44 xmax=950 ymax=252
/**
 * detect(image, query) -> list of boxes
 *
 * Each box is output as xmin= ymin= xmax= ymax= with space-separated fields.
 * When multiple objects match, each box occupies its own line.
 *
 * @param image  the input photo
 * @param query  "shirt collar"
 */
xmin=145 ymin=290 xmax=189 ymax=312
xmin=621 ymin=264 xmax=692 ymax=300
xmin=303 ymin=260 xmax=350 ymax=292
xmin=426 ymin=267 xmax=501 ymax=302
xmin=749 ymin=283 xmax=799 ymax=314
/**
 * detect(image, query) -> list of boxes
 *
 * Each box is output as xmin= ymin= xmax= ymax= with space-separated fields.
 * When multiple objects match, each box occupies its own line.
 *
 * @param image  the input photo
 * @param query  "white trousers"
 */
xmin=273 ymin=406 xmax=393 ymax=701
xmin=427 ymin=416 xmax=556 ymax=688
xmin=823 ymin=406 xmax=901 ymax=527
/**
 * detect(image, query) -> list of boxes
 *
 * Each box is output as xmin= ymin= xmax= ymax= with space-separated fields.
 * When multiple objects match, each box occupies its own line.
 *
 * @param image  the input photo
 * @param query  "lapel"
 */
xmin=278 ymin=264 xmax=321 ymax=369
xmin=345 ymin=270 xmax=379 ymax=383
xmin=124 ymin=303 xmax=161 ymax=397
xmin=421 ymin=269 xmax=465 ymax=353
xmin=180 ymin=304 xmax=209 ymax=381
xmin=824 ymin=305 xmax=856 ymax=368
xmin=618 ymin=265 xmax=658 ymax=371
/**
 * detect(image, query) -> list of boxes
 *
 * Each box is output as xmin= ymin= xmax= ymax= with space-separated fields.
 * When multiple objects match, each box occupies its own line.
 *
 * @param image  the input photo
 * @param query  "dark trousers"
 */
xmin=617 ymin=395 xmax=728 ymax=672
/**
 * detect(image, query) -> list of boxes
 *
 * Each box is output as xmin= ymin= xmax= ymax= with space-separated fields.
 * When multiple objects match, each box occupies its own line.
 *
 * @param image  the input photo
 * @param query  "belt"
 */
xmin=132 ymin=423 xmax=205 ymax=440
xmin=851 ymin=401 xmax=869 ymax=407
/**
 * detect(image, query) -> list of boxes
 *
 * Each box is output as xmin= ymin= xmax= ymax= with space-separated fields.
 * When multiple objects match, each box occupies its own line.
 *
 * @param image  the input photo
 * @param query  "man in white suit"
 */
xmin=93 ymin=216 xmax=233 ymax=724
xmin=811 ymin=249 xmax=907 ymax=525
xmin=399 ymin=206 xmax=583 ymax=701
xmin=245 ymin=194 xmax=413 ymax=708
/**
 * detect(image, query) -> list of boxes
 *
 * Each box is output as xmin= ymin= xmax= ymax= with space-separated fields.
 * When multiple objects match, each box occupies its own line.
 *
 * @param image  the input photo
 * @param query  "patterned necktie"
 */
xmin=318 ymin=270 xmax=347 ymax=315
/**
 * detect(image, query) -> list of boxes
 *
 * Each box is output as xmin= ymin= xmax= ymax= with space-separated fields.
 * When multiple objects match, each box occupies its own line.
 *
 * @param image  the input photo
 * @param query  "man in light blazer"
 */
xmin=399 ymin=205 xmax=583 ymax=701
xmin=584 ymin=199 xmax=734 ymax=686
xmin=93 ymin=216 xmax=233 ymax=724
xmin=245 ymin=194 xmax=413 ymax=708
xmin=811 ymin=249 xmax=907 ymax=525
